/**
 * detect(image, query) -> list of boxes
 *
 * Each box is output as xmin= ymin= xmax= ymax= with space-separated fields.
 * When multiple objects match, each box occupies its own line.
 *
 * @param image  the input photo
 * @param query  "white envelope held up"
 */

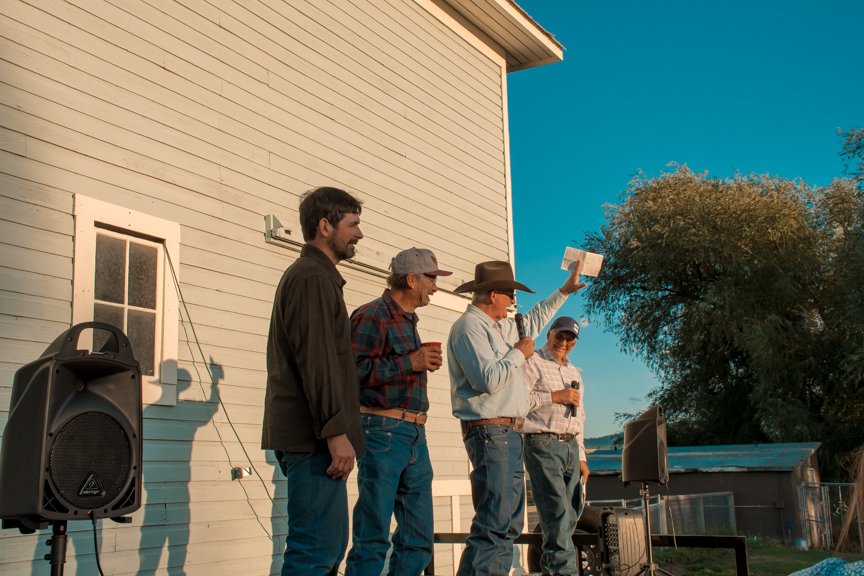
xmin=561 ymin=247 xmax=604 ymax=277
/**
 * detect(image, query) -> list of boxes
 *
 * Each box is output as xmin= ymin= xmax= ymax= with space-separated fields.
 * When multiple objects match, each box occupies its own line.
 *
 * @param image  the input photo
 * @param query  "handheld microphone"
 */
xmin=567 ymin=380 xmax=580 ymax=418
xmin=515 ymin=313 xmax=526 ymax=340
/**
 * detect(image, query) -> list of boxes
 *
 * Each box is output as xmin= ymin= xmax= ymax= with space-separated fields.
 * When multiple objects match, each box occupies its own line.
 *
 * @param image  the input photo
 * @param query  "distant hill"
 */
xmin=585 ymin=433 xmax=622 ymax=451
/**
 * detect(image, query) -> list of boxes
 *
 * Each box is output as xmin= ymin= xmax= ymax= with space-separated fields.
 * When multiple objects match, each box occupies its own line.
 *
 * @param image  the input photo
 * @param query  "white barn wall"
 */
xmin=0 ymin=0 xmax=557 ymax=573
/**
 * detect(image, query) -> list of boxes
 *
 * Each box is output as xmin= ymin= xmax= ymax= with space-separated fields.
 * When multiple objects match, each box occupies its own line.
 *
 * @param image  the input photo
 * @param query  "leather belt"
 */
xmin=360 ymin=406 xmax=427 ymax=425
xmin=460 ymin=417 xmax=525 ymax=433
xmin=526 ymin=432 xmax=576 ymax=442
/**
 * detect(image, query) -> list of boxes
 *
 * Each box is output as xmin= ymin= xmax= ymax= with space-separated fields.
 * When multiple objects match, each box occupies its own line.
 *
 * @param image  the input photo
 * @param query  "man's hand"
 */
xmin=326 ymin=434 xmax=355 ymax=480
xmin=551 ymin=387 xmax=581 ymax=407
xmin=409 ymin=346 xmax=443 ymax=372
xmin=580 ymin=460 xmax=590 ymax=483
xmin=514 ymin=337 xmax=535 ymax=359
xmin=559 ymin=259 xmax=587 ymax=295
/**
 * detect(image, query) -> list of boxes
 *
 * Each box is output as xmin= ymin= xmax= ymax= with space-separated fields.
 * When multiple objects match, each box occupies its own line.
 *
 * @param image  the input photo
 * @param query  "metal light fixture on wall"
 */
xmin=263 ymin=214 xmax=391 ymax=280
xmin=264 ymin=214 xmax=302 ymax=250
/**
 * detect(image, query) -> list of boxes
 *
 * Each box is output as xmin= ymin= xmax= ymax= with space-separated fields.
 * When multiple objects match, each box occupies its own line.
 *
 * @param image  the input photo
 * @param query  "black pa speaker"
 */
xmin=0 ymin=322 xmax=142 ymax=524
xmin=621 ymin=405 xmax=668 ymax=485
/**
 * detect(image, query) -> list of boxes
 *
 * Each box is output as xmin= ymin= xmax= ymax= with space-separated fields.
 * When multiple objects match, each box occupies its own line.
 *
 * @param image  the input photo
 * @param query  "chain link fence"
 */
xmin=800 ymin=482 xmax=862 ymax=552
xmin=588 ymin=491 xmax=737 ymax=536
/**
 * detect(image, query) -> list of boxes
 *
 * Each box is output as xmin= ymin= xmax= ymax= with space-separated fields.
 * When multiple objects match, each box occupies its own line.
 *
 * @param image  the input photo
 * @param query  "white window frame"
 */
xmin=72 ymin=195 xmax=180 ymax=406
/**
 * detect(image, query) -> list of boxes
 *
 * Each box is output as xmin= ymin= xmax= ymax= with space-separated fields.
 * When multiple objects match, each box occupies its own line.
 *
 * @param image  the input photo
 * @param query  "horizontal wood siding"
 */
xmin=0 ymin=0 xmax=510 ymax=573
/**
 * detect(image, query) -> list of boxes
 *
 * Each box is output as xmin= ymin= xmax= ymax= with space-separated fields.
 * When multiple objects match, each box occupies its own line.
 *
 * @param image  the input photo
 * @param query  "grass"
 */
xmin=652 ymin=540 xmax=864 ymax=576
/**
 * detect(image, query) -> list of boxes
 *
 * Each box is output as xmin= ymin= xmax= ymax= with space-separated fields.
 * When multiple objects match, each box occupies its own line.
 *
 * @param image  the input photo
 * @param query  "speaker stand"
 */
xmin=638 ymin=483 xmax=673 ymax=576
xmin=45 ymin=521 xmax=69 ymax=576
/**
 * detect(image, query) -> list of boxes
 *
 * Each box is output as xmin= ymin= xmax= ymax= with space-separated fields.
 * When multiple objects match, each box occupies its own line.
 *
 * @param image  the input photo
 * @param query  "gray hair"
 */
xmin=471 ymin=291 xmax=493 ymax=305
xmin=387 ymin=273 xmax=412 ymax=290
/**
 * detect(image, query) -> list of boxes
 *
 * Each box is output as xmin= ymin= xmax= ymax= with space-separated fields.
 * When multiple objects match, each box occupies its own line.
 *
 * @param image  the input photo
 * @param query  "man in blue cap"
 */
xmin=523 ymin=315 xmax=590 ymax=575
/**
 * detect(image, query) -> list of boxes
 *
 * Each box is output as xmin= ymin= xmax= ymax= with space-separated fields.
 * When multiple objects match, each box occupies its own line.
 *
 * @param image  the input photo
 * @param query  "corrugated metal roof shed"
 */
xmin=588 ymin=442 xmax=821 ymax=476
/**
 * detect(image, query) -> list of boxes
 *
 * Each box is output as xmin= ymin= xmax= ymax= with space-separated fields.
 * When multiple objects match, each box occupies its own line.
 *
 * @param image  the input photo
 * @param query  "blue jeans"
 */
xmin=457 ymin=424 xmax=525 ymax=576
xmin=523 ymin=434 xmax=582 ymax=575
xmin=346 ymin=414 xmax=434 ymax=576
xmin=277 ymin=450 xmax=349 ymax=576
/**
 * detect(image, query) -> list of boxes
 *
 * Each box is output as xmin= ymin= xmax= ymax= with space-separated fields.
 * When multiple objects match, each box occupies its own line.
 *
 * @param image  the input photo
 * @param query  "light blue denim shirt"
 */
xmin=448 ymin=288 xmax=569 ymax=420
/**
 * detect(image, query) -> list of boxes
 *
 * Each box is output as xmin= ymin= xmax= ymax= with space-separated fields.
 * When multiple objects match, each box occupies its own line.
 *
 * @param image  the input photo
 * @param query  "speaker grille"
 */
xmin=603 ymin=508 xmax=646 ymax=576
xmin=48 ymin=413 xmax=132 ymax=510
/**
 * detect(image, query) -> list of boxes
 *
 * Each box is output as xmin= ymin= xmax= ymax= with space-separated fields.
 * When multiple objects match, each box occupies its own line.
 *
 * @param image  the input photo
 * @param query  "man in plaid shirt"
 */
xmin=523 ymin=316 xmax=589 ymax=576
xmin=345 ymin=247 xmax=451 ymax=576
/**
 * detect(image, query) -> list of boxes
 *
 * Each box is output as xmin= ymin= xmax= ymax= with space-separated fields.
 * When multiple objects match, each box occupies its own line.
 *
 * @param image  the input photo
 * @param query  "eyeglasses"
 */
xmin=495 ymin=290 xmax=516 ymax=301
xmin=553 ymin=332 xmax=577 ymax=342
xmin=422 ymin=273 xmax=438 ymax=283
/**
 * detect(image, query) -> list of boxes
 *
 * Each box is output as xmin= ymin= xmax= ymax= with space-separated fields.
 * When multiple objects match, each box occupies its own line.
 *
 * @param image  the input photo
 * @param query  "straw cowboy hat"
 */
xmin=454 ymin=261 xmax=535 ymax=294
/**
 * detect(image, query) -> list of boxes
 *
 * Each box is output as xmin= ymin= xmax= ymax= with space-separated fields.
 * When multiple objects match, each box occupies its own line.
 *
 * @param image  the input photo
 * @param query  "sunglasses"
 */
xmin=495 ymin=290 xmax=516 ymax=301
xmin=554 ymin=332 xmax=578 ymax=342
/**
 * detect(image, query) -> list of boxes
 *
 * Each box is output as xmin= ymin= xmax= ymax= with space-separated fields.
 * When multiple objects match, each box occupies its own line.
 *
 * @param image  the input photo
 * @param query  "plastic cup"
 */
xmin=421 ymin=342 xmax=443 ymax=371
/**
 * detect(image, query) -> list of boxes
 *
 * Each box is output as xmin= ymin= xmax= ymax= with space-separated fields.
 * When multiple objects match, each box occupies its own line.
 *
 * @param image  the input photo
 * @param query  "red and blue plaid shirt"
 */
xmin=350 ymin=290 xmax=428 ymax=412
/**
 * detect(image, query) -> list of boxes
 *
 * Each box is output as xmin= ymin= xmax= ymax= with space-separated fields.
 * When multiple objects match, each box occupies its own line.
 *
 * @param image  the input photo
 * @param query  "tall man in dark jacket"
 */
xmin=262 ymin=186 xmax=365 ymax=576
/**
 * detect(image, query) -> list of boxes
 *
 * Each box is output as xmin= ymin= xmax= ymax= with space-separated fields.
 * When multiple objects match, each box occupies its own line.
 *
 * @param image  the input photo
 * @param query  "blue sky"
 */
xmin=507 ymin=0 xmax=864 ymax=437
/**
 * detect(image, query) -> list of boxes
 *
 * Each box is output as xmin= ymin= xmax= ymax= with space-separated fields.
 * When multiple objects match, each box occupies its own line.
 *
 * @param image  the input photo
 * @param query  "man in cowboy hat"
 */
xmin=447 ymin=260 xmax=585 ymax=576
xmin=346 ymin=247 xmax=451 ymax=576
xmin=523 ymin=315 xmax=590 ymax=575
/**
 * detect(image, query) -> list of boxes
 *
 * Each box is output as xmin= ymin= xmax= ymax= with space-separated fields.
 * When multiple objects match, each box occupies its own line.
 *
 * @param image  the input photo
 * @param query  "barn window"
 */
xmin=73 ymin=195 xmax=180 ymax=405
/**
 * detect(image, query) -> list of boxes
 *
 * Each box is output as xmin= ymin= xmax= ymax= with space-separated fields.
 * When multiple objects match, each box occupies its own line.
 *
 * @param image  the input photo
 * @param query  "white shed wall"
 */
xmin=0 ymin=0 xmax=522 ymax=573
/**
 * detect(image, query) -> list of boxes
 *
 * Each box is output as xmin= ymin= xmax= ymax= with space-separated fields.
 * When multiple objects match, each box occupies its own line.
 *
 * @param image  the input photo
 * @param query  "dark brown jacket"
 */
xmin=262 ymin=244 xmax=363 ymax=455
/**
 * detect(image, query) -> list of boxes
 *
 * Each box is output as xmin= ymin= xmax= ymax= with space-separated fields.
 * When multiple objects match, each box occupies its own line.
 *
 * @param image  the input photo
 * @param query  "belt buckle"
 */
xmin=398 ymin=409 xmax=421 ymax=424
xmin=512 ymin=417 xmax=524 ymax=432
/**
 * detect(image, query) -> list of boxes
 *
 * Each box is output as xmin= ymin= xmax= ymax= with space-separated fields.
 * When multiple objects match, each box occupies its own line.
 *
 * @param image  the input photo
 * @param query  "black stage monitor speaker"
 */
xmin=0 ymin=322 xmax=142 ymax=523
xmin=621 ymin=405 xmax=668 ymax=485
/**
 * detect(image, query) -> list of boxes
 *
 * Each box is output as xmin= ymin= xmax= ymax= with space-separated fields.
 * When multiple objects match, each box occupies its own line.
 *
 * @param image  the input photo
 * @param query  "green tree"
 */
xmin=583 ymin=163 xmax=864 ymax=479
xmin=840 ymin=128 xmax=864 ymax=186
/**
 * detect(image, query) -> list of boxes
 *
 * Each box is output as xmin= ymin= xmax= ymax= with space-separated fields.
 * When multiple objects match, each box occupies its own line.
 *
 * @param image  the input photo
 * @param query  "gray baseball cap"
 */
xmin=390 ymin=248 xmax=452 ymax=276
xmin=549 ymin=316 xmax=580 ymax=338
